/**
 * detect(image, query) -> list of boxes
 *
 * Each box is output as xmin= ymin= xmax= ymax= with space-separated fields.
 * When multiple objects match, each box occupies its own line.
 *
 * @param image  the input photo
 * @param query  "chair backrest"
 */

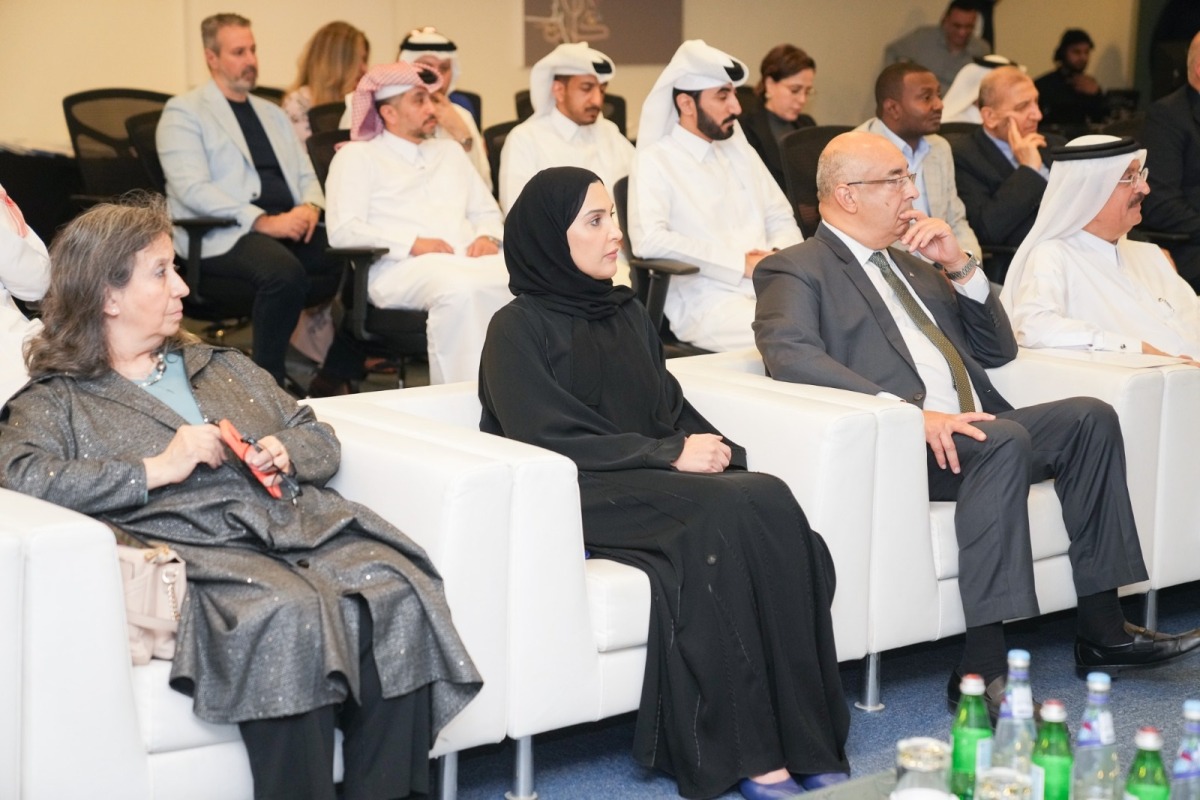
xmin=514 ymin=89 xmax=628 ymax=137
xmin=307 ymin=129 xmax=351 ymax=192
xmin=307 ymin=102 xmax=346 ymax=137
xmin=1101 ymin=114 xmax=1145 ymax=140
xmin=124 ymin=110 xmax=167 ymax=193
xmin=453 ymin=89 xmax=483 ymax=129
xmin=62 ymin=88 xmax=172 ymax=198
xmin=250 ymin=86 xmax=285 ymax=105
xmin=779 ymin=124 xmax=852 ymax=238
xmin=483 ymin=120 xmax=520 ymax=198
xmin=735 ymin=85 xmax=759 ymax=115
xmin=611 ymin=176 xmax=644 ymax=299
xmin=937 ymin=121 xmax=981 ymax=138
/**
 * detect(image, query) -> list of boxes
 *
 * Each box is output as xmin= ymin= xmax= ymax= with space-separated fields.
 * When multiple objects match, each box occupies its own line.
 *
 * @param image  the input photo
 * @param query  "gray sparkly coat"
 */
xmin=0 ymin=345 xmax=481 ymax=728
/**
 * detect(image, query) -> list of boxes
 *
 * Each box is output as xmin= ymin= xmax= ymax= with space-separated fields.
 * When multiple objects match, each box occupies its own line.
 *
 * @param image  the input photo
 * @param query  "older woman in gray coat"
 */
xmin=0 ymin=195 xmax=480 ymax=800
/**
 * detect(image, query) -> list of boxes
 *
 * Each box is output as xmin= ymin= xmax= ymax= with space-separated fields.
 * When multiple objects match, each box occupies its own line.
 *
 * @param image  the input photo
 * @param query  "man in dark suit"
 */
xmin=951 ymin=66 xmax=1062 ymax=282
xmin=753 ymin=131 xmax=1200 ymax=715
xmin=1141 ymin=32 xmax=1200 ymax=291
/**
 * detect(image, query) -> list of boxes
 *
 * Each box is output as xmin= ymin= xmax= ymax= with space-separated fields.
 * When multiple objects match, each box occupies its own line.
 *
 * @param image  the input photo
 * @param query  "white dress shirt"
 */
xmin=499 ymin=108 xmax=634 ymax=212
xmin=326 ymin=131 xmax=502 ymax=260
xmin=0 ymin=183 xmax=50 ymax=403
xmin=825 ymin=222 xmax=990 ymax=413
xmin=1010 ymin=230 xmax=1200 ymax=356
xmin=629 ymin=124 xmax=800 ymax=349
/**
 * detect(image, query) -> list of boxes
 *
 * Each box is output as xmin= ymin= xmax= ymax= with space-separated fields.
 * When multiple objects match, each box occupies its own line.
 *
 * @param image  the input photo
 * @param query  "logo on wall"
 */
xmin=524 ymin=0 xmax=682 ymax=66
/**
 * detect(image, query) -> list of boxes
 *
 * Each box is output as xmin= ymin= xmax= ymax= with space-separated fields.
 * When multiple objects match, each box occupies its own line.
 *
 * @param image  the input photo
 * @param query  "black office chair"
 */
xmin=250 ymin=86 xmax=285 ymax=105
xmin=482 ymin=120 xmax=520 ymax=200
xmin=307 ymin=102 xmax=346 ymax=137
xmin=938 ymin=121 xmax=982 ymax=139
xmin=62 ymin=88 xmax=172 ymax=206
xmin=735 ymin=85 xmax=759 ymax=115
xmin=454 ymin=90 xmax=483 ymax=130
xmin=611 ymin=177 xmax=707 ymax=358
xmin=306 ymin=130 xmax=428 ymax=384
xmin=778 ymin=125 xmax=852 ymax=238
xmin=1101 ymin=114 xmax=1145 ymax=140
xmin=514 ymin=89 xmax=628 ymax=137
xmin=125 ymin=110 xmax=252 ymax=342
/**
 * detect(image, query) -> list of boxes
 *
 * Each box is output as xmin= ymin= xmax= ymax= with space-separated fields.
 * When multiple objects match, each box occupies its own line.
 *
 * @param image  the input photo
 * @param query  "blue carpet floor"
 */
xmin=452 ymin=582 xmax=1200 ymax=799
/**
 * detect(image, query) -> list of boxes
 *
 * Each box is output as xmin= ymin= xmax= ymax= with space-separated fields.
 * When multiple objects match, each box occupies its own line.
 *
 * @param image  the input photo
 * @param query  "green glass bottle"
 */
xmin=1125 ymin=726 xmax=1170 ymax=800
xmin=950 ymin=673 xmax=993 ymax=800
xmin=1032 ymin=699 xmax=1072 ymax=800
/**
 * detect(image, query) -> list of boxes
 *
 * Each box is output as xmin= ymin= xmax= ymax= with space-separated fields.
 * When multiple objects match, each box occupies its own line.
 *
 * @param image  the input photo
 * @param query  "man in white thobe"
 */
xmin=629 ymin=39 xmax=801 ymax=352
xmin=322 ymin=62 xmax=511 ymax=385
xmin=1002 ymin=135 xmax=1200 ymax=360
xmin=499 ymin=42 xmax=633 ymax=213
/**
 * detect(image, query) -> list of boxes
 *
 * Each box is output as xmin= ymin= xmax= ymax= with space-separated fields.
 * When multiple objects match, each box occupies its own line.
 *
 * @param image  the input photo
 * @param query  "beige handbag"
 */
xmin=116 ymin=544 xmax=187 ymax=666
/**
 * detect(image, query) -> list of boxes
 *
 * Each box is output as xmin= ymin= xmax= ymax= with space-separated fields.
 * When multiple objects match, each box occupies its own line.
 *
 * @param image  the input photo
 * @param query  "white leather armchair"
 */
xmin=313 ymin=375 xmax=882 ymax=799
xmin=669 ymin=347 xmax=1172 ymax=709
xmin=1 ymin=417 xmax=510 ymax=800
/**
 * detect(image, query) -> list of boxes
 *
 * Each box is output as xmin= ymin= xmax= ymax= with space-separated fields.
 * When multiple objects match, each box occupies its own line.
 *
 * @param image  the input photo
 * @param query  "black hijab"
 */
xmin=503 ymin=166 xmax=636 ymax=320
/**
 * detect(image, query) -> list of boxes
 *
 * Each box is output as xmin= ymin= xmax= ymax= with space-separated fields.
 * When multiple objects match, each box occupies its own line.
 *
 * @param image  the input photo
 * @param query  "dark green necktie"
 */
xmin=868 ymin=251 xmax=975 ymax=412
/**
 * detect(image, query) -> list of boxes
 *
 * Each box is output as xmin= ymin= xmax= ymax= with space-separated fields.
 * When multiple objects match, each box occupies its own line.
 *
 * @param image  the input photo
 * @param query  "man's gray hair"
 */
xmin=816 ymin=145 xmax=855 ymax=201
xmin=201 ymin=13 xmax=251 ymax=53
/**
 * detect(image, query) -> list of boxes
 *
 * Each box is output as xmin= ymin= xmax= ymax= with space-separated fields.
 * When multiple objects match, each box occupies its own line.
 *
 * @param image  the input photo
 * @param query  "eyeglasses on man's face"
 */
xmin=845 ymin=173 xmax=918 ymax=190
xmin=1116 ymin=167 xmax=1149 ymax=187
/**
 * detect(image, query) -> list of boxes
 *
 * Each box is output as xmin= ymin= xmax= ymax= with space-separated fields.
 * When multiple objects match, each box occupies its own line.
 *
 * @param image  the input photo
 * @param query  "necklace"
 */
xmin=134 ymin=350 xmax=167 ymax=388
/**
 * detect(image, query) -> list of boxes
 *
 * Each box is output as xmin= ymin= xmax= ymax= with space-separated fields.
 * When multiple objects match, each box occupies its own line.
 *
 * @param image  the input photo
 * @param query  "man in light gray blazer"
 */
xmin=157 ymin=13 xmax=341 ymax=385
xmin=855 ymin=62 xmax=979 ymax=258
xmin=753 ymin=130 xmax=1199 ymax=718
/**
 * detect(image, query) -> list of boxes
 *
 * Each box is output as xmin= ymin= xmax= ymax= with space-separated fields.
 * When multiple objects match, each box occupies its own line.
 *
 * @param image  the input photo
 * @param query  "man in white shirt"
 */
xmin=1002 ymin=135 xmax=1200 ymax=359
xmin=0 ymin=184 xmax=50 ymax=403
xmin=629 ymin=39 xmax=801 ymax=352
xmin=754 ymin=131 xmax=1198 ymax=718
xmin=856 ymin=62 xmax=980 ymax=257
xmin=397 ymin=27 xmax=492 ymax=193
xmin=318 ymin=62 xmax=510 ymax=386
xmin=499 ymin=42 xmax=633 ymax=213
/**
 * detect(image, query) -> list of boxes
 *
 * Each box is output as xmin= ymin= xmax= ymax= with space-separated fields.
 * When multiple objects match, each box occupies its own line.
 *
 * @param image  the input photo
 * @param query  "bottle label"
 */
xmin=1097 ymin=713 xmax=1115 ymax=745
xmin=1010 ymin=686 xmax=1034 ymax=720
xmin=1079 ymin=713 xmax=1116 ymax=746
xmin=976 ymin=738 xmax=993 ymax=774
xmin=1030 ymin=763 xmax=1045 ymax=800
xmin=1174 ymin=751 xmax=1200 ymax=779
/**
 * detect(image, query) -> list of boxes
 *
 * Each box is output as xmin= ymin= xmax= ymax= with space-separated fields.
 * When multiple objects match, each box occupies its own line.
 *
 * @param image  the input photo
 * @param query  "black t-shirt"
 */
xmin=227 ymin=98 xmax=294 ymax=215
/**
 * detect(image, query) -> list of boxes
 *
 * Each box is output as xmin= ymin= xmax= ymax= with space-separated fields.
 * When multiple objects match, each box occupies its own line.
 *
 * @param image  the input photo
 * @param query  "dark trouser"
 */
xmin=926 ymin=397 xmax=1149 ymax=628
xmin=201 ymin=229 xmax=343 ymax=385
xmin=238 ymin=601 xmax=432 ymax=800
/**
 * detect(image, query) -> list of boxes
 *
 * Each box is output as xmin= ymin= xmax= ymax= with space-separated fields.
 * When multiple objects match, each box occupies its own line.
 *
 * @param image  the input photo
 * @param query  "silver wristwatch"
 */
xmin=943 ymin=251 xmax=979 ymax=281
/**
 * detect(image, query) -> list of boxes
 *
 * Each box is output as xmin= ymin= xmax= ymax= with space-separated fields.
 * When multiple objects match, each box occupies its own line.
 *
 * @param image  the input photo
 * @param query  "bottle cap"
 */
xmin=1007 ymin=648 xmax=1031 ymax=667
xmin=960 ymin=673 xmax=986 ymax=696
xmin=1184 ymin=699 xmax=1200 ymax=721
xmin=1040 ymin=699 xmax=1066 ymax=723
xmin=1135 ymin=726 xmax=1163 ymax=751
xmin=1086 ymin=672 xmax=1112 ymax=691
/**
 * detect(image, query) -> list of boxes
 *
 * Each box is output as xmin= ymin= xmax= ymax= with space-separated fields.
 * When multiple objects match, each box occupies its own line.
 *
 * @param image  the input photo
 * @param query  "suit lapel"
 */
xmin=814 ymin=225 xmax=920 ymax=372
xmin=203 ymin=80 xmax=253 ymax=167
xmin=974 ymin=127 xmax=1015 ymax=178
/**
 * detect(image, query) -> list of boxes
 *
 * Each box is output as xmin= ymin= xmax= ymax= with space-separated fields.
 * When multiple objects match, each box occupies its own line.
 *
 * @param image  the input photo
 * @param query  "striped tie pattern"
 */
xmin=868 ymin=251 xmax=975 ymax=412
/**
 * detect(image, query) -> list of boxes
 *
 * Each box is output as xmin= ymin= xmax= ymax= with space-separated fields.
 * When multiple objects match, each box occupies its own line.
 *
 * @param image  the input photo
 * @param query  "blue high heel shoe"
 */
xmin=798 ymin=772 xmax=851 ymax=791
xmin=738 ymin=775 xmax=805 ymax=800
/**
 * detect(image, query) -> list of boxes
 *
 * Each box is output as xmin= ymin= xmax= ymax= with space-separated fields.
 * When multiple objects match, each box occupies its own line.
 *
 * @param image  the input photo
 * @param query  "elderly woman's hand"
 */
xmin=241 ymin=435 xmax=292 ymax=487
xmin=144 ymin=424 xmax=227 ymax=489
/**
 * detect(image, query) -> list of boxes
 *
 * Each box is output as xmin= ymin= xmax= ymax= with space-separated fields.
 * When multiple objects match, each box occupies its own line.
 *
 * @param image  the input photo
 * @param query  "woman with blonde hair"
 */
xmin=283 ymin=21 xmax=370 ymax=142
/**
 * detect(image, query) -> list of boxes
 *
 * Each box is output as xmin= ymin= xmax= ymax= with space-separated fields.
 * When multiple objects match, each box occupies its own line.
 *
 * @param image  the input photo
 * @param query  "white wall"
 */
xmin=0 ymin=0 xmax=1138 ymax=149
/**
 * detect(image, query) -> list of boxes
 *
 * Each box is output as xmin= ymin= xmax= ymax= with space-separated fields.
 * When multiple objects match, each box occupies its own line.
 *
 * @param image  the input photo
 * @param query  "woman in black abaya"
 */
xmin=479 ymin=167 xmax=851 ymax=799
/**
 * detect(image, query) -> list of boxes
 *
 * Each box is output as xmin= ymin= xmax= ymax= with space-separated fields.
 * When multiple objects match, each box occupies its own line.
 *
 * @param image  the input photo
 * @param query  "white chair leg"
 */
xmin=437 ymin=752 xmax=458 ymax=800
xmin=1144 ymin=589 xmax=1159 ymax=631
xmin=505 ymin=735 xmax=537 ymax=800
xmin=855 ymin=651 xmax=885 ymax=712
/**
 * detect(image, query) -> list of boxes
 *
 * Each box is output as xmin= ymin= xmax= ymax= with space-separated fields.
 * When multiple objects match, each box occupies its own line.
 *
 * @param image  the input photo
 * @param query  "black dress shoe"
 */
xmin=1075 ymin=622 xmax=1200 ymax=675
xmin=946 ymin=670 xmax=1043 ymax=725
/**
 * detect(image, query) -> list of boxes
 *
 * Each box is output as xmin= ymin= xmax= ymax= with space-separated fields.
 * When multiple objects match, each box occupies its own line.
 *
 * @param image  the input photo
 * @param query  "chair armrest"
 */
xmin=1129 ymin=227 xmax=1189 ymax=246
xmin=629 ymin=257 xmax=699 ymax=329
xmin=0 ymin=488 xmax=151 ymax=799
xmin=175 ymin=216 xmax=237 ymax=305
xmin=326 ymin=247 xmax=389 ymax=341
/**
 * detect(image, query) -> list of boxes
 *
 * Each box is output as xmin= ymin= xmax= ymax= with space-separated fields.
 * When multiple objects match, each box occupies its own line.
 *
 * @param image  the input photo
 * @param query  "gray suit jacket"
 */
xmin=157 ymin=80 xmax=324 ymax=258
xmin=752 ymin=223 xmax=1018 ymax=413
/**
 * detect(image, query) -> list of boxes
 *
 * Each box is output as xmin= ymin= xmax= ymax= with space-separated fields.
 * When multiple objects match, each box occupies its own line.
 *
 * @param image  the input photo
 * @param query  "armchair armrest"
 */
xmin=629 ymin=257 xmax=699 ymax=331
xmin=325 ymin=247 xmax=389 ymax=341
xmin=176 ymin=215 xmax=237 ymax=305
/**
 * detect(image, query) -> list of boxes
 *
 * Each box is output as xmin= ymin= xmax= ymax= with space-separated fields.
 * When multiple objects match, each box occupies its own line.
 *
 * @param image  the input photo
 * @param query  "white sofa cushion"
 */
xmin=585 ymin=559 xmax=651 ymax=653
xmin=132 ymin=661 xmax=240 ymax=753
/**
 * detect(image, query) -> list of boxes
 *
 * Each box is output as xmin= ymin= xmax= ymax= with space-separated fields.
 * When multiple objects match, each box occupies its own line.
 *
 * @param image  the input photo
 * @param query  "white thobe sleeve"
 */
xmin=325 ymin=145 xmax=420 ymax=258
